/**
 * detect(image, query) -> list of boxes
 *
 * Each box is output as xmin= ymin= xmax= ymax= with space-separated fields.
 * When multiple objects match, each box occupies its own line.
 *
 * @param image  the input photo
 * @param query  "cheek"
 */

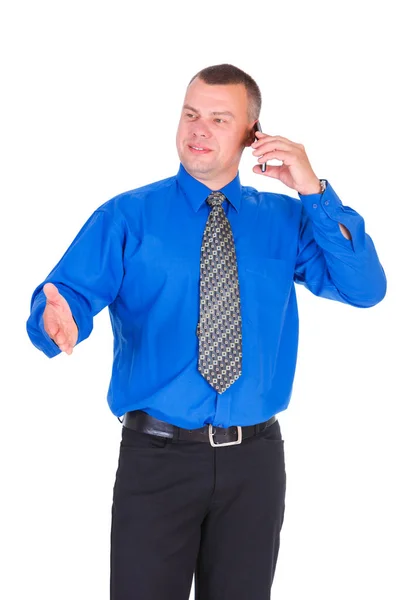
xmin=221 ymin=136 xmax=237 ymax=155
xmin=176 ymin=123 xmax=185 ymax=143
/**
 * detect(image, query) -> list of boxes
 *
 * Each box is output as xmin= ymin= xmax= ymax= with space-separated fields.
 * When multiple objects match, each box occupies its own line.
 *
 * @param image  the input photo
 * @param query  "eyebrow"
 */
xmin=183 ymin=104 xmax=235 ymax=119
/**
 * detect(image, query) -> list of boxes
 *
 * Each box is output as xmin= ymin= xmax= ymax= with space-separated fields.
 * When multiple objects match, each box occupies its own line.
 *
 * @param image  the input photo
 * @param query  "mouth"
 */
xmin=188 ymin=144 xmax=212 ymax=154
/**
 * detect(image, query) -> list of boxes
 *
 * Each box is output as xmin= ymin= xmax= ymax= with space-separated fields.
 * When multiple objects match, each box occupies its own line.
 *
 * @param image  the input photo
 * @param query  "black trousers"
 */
xmin=110 ymin=418 xmax=286 ymax=600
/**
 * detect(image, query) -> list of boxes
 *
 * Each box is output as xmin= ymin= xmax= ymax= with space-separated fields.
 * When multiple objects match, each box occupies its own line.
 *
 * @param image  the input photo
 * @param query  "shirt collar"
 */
xmin=176 ymin=162 xmax=242 ymax=213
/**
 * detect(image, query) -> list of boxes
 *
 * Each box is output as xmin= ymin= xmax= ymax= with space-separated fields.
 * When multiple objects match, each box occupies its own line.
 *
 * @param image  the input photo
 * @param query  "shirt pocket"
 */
xmin=242 ymin=257 xmax=293 ymax=292
xmin=239 ymin=257 xmax=294 ymax=325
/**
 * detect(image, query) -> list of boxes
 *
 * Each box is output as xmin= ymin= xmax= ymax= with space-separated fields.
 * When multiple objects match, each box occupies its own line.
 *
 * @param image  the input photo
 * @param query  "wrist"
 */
xmin=298 ymin=178 xmax=323 ymax=195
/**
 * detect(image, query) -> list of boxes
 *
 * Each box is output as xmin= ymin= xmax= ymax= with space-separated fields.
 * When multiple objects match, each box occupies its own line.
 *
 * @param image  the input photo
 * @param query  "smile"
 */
xmin=188 ymin=145 xmax=212 ymax=154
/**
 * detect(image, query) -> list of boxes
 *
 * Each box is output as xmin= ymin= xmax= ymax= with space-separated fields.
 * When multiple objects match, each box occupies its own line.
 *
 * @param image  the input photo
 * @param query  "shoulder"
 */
xmin=94 ymin=175 xmax=177 ymax=224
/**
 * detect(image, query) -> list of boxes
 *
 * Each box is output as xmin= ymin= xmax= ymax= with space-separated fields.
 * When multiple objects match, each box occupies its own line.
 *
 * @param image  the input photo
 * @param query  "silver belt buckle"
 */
xmin=208 ymin=424 xmax=242 ymax=447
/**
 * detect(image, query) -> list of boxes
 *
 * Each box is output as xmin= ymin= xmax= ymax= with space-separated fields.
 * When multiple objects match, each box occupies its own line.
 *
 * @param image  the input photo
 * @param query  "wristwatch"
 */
xmin=319 ymin=179 xmax=327 ymax=193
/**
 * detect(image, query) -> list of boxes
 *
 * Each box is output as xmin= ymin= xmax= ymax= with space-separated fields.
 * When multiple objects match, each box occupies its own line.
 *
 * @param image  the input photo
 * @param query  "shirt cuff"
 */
xmin=26 ymin=294 xmax=62 ymax=358
xmin=298 ymin=180 xmax=365 ymax=253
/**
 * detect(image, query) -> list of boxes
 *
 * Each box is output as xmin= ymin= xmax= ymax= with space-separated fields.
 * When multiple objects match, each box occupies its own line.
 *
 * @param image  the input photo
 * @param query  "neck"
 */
xmin=190 ymin=168 xmax=238 ymax=191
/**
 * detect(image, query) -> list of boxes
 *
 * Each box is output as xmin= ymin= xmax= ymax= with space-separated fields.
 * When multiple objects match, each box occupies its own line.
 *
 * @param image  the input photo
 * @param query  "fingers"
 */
xmin=43 ymin=294 xmax=78 ymax=355
xmin=253 ymin=132 xmax=302 ymax=148
xmin=55 ymin=317 xmax=78 ymax=354
xmin=252 ymin=139 xmax=292 ymax=156
xmin=251 ymin=140 xmax=292 ymax=170
xmin=53 ymin=329 xmax=75 ymax=355
xmin=254 ymin=150 xmax=286 ymax=166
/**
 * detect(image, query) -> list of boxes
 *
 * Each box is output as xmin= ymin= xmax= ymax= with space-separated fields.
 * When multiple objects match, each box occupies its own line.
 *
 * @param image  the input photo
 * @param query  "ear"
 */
xmin=243 ymin=122 xmax=257 ymax=148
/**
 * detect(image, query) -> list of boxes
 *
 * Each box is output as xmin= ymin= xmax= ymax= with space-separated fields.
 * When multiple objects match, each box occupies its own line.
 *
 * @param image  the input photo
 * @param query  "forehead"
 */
xmin=183 ymin=78 xmax=248 ymax=117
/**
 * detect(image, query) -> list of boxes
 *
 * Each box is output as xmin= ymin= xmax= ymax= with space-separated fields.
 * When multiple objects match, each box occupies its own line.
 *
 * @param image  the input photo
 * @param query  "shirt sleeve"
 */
xmin=294 ymin=180 xmax=386 ymax=307
xmin=26 ymin=209 xmax=125 ymax=357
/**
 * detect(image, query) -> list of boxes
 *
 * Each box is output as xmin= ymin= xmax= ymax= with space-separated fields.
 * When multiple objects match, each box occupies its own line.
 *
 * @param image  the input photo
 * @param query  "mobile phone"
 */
xmin=254 ymin=121 xmax=266 ymax=172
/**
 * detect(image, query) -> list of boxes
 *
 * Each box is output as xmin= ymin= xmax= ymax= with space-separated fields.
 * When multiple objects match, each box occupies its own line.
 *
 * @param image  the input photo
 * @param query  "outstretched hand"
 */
xmin=43 ymin=283 xmax=78 ymax=355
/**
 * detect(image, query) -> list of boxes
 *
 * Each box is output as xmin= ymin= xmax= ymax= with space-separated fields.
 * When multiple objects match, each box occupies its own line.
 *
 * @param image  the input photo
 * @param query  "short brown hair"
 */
xmin=188 ymin=63 xmax=262 ymax=123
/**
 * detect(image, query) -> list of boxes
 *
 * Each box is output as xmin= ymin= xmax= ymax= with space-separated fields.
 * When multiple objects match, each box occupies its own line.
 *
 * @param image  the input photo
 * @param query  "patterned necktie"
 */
xmin=197 ymin=191 xmax=243 ymax=393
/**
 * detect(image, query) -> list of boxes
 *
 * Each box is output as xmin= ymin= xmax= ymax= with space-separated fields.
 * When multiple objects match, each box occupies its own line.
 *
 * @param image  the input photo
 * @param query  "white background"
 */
xmin=1 ymin=1 xmax=399 ymax=598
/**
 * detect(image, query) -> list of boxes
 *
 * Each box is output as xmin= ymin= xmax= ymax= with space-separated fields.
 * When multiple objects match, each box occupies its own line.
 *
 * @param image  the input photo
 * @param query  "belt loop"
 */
xmin=172 ymin=424 xmax=180 ymax=442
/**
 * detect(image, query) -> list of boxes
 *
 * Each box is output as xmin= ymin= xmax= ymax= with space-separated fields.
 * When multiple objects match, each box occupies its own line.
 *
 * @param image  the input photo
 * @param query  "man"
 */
xmin=26 ymin=64 xmax=386 ymax=600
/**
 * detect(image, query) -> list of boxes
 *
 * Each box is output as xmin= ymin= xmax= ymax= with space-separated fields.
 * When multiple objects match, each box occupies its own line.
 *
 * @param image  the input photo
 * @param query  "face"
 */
xmin=176 ymin=77 xmax=256 ymax=189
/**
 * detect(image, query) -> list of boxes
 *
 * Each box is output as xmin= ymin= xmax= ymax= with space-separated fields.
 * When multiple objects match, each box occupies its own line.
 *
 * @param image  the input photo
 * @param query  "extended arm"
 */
xmin=26 ymin=209 xmax=125 ymax=357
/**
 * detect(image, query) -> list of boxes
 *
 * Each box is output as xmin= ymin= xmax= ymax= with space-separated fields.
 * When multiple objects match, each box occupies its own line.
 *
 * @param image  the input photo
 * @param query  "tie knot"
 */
xmin=206 ymin=191 xmax=226 ymax=207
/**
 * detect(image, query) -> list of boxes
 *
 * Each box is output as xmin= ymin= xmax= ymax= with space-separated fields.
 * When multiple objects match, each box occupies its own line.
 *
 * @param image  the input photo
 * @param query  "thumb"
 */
xmin=43 ymin=282 xmax=60 ymax=302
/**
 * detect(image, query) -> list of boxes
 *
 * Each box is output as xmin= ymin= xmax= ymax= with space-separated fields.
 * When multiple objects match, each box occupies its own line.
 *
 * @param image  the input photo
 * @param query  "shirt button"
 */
xmin=312 ymin=203 xmax=318 ymax=209
xmin=324 ymin=200 xmax=329 ymax=205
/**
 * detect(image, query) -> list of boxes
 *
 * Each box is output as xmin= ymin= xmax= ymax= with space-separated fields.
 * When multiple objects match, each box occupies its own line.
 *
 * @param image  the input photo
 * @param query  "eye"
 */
xmin=185 ymin=113 xmax=195 ymax=118
xmin=214 ymin=118 xmax=225 ymax=123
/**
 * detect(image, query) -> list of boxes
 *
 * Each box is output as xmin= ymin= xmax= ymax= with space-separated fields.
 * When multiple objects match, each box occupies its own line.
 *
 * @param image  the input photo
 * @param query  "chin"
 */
xmin=185 ymin=161 xmax=214 ymax=176
xmin=185 ymin=150 xmax=216 ymax=169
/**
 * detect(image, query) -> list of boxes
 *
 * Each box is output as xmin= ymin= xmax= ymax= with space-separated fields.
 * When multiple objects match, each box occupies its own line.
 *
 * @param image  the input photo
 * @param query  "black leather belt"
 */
xmin=122 ymin=410 xmax=277 ymax=447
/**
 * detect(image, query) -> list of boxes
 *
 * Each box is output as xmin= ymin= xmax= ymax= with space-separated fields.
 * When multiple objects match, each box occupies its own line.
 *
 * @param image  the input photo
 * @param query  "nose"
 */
xmin=189 ymin=119 xmax=211 ymax=139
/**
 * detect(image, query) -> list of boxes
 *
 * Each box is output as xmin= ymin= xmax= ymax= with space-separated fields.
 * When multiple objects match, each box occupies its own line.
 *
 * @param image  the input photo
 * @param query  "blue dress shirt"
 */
xmin=26 ymin=163 xmax=386 ymax=428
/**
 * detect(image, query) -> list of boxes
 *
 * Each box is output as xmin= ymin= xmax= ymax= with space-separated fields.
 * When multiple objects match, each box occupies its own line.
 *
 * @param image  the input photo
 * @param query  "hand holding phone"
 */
xmin=254 ymin=121 xmax=266 ymax=172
